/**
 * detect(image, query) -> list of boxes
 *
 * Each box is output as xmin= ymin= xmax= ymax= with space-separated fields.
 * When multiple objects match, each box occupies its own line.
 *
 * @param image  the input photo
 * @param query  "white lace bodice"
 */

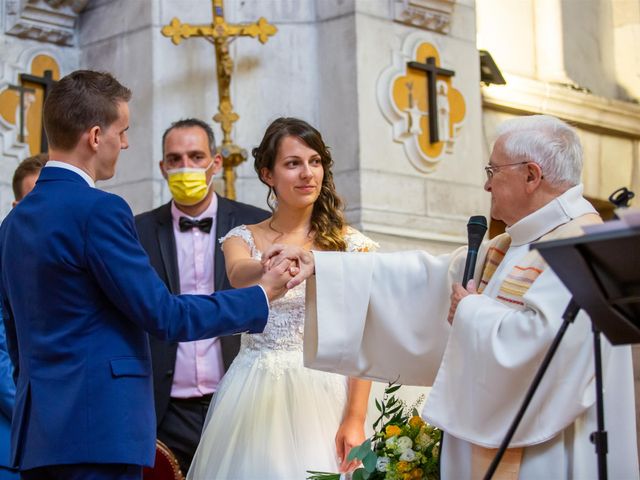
xmin=219 ymin=225 xmax=378 ymax=363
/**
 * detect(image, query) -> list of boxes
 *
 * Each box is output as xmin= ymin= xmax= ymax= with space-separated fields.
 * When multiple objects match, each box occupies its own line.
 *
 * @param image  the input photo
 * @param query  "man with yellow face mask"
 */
xmin=134 ymin=118 xmax=269 ymax=475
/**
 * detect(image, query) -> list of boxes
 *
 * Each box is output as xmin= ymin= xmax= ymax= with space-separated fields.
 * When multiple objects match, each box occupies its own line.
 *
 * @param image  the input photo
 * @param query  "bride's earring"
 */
xmin=269 ymin=189 xmax=278 ymax=209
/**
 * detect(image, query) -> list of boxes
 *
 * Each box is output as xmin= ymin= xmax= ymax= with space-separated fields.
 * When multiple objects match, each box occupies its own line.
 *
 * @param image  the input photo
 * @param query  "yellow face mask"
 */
xmin=165 ymin=161 xmax=214 ymax=206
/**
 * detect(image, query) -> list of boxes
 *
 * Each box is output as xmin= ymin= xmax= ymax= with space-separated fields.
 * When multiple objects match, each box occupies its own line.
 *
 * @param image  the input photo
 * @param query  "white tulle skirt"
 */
xmin=188 ymin=348 xmax=349 ymax=480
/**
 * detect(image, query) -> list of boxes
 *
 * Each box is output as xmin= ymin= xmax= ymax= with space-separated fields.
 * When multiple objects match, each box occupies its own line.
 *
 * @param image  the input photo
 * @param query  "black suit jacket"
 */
xmin=135 ymin=194 xmax=270 ymax=424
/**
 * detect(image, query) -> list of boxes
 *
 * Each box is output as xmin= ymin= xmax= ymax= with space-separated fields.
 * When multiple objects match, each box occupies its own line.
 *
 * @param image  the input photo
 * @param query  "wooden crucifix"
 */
xmin=407 ymin=57 xmax=454 ymax=144
xmin=19 ymin=69 xmax=57 ymax=152
xmin=161 ymin=0 xmax=277 ymax=199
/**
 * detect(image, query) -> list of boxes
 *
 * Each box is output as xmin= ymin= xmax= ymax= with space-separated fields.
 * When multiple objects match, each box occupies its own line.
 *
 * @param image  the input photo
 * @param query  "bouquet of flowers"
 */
xmin=307 ymin=383 xmax=441 ymax=480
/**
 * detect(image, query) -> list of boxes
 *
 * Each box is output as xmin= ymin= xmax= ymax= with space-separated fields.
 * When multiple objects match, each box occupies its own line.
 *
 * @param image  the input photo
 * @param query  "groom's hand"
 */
xmin=262 ymin=244 xmax=315 ymax=289
xmin=258 ymin=258 xmax=294 ymax=302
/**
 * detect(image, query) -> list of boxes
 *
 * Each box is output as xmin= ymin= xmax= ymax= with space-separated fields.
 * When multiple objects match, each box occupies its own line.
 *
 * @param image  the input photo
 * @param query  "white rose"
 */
xmin=396 ymin=436 xmax=413 ymax=452
xmin=385 ymin=436 xmax=398 ymax=448
xmin=376 ymin=456 xmax=390 ymax=472
xmin=399 ymin=449 xmax=417 ymax=462
xmin=415 ymin=431 xmax=432 ymax=449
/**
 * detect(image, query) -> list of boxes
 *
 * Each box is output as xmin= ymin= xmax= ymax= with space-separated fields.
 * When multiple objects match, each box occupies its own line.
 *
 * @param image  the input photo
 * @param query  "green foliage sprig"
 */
xmin=307 ymin=383 xmax=440 ymax=480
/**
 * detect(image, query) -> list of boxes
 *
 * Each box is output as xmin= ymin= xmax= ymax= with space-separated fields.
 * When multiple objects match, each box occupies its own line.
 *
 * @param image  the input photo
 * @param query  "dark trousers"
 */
xmin=20 ymin=464 xmax=142 ymax=480
xmin=157 ymin=395 xmax=212 ymax=475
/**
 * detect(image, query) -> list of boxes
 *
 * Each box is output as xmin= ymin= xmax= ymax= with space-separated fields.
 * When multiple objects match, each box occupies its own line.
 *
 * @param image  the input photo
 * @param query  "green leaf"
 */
xmin=412 ymin=407 xmax=420 ymax=417
xmin=347 ymin=439 xmax=372 ymax=462
xmin=352 ymin=468 xmax=365 ymax=480
xmin=305 ymin=471 xmax=341 ymax=480
xmin=386 ymin=384 xmax=401 ymax=394
xmin=362 ymin=450 xmax=378 ymax=472
xmin=375 ymin=398 xmax=382 ymax=412
xmin=387 ymin=406 xmax=402 ymax=416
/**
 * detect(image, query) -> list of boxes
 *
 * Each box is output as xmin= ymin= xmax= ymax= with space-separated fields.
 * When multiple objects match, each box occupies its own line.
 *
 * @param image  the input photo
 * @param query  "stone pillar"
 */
xmin=78 ymin=0 xmax=162 ymax=212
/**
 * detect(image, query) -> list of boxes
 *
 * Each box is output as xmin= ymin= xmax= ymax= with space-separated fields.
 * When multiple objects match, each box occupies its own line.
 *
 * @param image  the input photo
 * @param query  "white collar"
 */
xmin=45 ymin=161 xmax=96 ymax=188
xmin=506 ymin=184 xmax=596 ymax=246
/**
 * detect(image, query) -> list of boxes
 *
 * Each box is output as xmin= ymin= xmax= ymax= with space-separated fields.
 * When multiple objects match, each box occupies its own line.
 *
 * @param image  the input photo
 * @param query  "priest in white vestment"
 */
xmin=264 ymin=115 xmax=639 ymax=479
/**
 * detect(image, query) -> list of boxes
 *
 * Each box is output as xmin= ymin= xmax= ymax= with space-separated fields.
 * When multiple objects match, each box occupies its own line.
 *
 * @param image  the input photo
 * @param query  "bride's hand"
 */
xmin=261 ymin=252 xmax=299 ymax=277
xmin=262 ymin=244 xmax=313 ymax=288
xmin=335 ymin=416 xmax=366 ymax=473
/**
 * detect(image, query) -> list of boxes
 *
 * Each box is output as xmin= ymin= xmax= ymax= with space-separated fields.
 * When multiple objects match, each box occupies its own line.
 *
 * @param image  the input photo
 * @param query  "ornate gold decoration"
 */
xmin=161 ymin=0 xmax=277 ymax=199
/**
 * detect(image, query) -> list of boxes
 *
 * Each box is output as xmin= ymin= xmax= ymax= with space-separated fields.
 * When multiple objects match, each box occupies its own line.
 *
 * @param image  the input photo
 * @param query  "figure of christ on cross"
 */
xmin=407 ymin=56 xmax=455 ymax=144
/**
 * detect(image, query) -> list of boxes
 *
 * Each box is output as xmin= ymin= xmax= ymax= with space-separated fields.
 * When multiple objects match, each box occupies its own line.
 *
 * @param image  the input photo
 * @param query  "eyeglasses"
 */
xmin=484 ymin=161 xmax=531 ymax=180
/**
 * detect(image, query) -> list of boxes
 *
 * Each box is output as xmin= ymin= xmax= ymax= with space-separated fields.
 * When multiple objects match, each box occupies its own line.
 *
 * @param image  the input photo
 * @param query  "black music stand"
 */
xmin=484 ymin=224 xmax=640 ymax=480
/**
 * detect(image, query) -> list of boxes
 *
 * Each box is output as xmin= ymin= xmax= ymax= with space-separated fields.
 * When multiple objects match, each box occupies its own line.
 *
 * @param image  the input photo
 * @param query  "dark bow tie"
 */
xmin=179 ymin=216 xmax=213 ymax=233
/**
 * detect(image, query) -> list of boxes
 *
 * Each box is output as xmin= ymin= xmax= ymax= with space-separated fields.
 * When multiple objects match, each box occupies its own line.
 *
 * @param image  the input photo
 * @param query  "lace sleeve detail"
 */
xmin=344 ymin=226 xmax=379 ymax=252
xmin=219 ymin=225 xmax=257 ymax=256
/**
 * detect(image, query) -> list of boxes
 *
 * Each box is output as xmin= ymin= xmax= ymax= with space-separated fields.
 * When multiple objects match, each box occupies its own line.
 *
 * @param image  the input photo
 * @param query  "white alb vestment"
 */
xmin=304 ymin=185 xmax=638 ymax=479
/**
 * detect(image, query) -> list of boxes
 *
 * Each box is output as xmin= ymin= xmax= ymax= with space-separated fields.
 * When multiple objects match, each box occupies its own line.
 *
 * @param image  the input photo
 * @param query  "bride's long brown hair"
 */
xmin=253 ymin=117 xmax=347 ymax=252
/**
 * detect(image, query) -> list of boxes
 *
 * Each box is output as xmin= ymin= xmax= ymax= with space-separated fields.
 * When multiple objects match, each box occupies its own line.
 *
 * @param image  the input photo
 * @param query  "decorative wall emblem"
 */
xmin=378 ymin=33 xmax=465 ymax=172
xmin=0 ymin=54 xmax=60 ymax=156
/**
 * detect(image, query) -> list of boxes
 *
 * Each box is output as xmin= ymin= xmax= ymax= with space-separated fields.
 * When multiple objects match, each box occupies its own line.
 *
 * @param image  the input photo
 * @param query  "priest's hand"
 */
xmin=262 ymin=244 xmax=314 ymax=289
xmin=448 ymin=279 xmax=477 ymax=324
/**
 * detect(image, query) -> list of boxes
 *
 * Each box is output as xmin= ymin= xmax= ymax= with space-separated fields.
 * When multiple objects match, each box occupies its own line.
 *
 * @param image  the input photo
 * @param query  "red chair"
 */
xmin=142 ymin=440 xmax=185 ymax=480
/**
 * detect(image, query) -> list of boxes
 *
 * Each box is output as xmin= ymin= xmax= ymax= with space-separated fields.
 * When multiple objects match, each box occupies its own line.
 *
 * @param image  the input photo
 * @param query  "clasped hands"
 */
xmin=261 ymin=245 xmax=479 ymax=323
xmin=258 ymin=244 xmax=315 ymax=301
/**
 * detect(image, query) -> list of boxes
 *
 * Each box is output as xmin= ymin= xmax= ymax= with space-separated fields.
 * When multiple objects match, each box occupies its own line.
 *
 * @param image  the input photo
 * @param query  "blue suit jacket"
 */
xmin=0 ymin=167 xmax=268 ymax=470
xmin=0 ymin=316 xmax=15 ymax=471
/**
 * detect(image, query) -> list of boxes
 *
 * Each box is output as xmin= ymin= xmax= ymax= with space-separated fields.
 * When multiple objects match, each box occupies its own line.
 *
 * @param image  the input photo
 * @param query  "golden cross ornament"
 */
xmin=161 ymin=0 xmax=277 ymax=199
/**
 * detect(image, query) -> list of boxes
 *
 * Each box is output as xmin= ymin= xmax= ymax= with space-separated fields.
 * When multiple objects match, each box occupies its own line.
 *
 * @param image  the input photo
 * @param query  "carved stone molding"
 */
xmin=482 ymin=74 xmax=640 ymax=138
xmin=393 ymin=0 xmax=456 ymax=34
xmin=4 ymin=0 xmax=90 ymax=46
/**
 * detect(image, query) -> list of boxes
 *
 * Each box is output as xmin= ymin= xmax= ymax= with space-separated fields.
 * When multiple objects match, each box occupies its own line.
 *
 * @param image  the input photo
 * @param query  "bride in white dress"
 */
xmin=188 ymin=118 xmax=377 ymax=479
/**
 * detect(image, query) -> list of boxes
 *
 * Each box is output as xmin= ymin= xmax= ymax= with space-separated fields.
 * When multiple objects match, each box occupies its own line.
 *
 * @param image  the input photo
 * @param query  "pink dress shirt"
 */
xmin=170 ymin=196 xmax=225 ymax=398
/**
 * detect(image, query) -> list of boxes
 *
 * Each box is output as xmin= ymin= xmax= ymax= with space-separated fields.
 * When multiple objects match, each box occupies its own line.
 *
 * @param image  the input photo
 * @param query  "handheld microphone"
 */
xmin=462 ymin=215 xmax=488 ymax=288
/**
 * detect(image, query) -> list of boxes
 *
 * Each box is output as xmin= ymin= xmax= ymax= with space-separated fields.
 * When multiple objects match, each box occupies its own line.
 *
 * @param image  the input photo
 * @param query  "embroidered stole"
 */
xmin=470 ymin=212 xmax=602 ymax=479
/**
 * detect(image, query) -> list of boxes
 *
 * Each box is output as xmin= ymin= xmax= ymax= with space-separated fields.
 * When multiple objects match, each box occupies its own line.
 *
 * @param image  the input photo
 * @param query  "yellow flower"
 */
xmin=385 ymin=425 xmax=402 ymax=438
xmin=409 ymin=416 xmax=424 ymax=428
xmin=402 ymin=474 xmax=413 ymax=480
xmin=397 ymin=461 xmax=412 ymax=473
xmin=411 ymin=468 xmax=424 ymax=479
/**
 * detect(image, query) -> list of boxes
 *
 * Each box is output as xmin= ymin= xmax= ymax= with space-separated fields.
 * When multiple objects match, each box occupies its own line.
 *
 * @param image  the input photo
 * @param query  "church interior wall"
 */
xmin=612 ymin=1 xmax=640 ymax=100
xmin=230 ymin=0 xmax=322 ymax=210
xmin=353 ymin=0 xmax=487 ymax=252
xmin=315 ymin=4 xmax=361 ymax=220
xmin=78 ymin=0 xmax=169 ymax=213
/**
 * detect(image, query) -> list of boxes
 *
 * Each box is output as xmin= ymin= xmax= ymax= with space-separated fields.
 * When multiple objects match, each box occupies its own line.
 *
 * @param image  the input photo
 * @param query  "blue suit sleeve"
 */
xmin=85 ymin=194 xmax=268 ymax=341
xmin=0 ymin=307 xmax=15 ymax=421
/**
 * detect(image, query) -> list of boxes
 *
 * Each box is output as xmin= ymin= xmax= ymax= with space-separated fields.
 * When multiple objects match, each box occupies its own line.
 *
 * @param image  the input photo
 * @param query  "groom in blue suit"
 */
xmin=0 ymin=70 xmax=290 ymax=480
